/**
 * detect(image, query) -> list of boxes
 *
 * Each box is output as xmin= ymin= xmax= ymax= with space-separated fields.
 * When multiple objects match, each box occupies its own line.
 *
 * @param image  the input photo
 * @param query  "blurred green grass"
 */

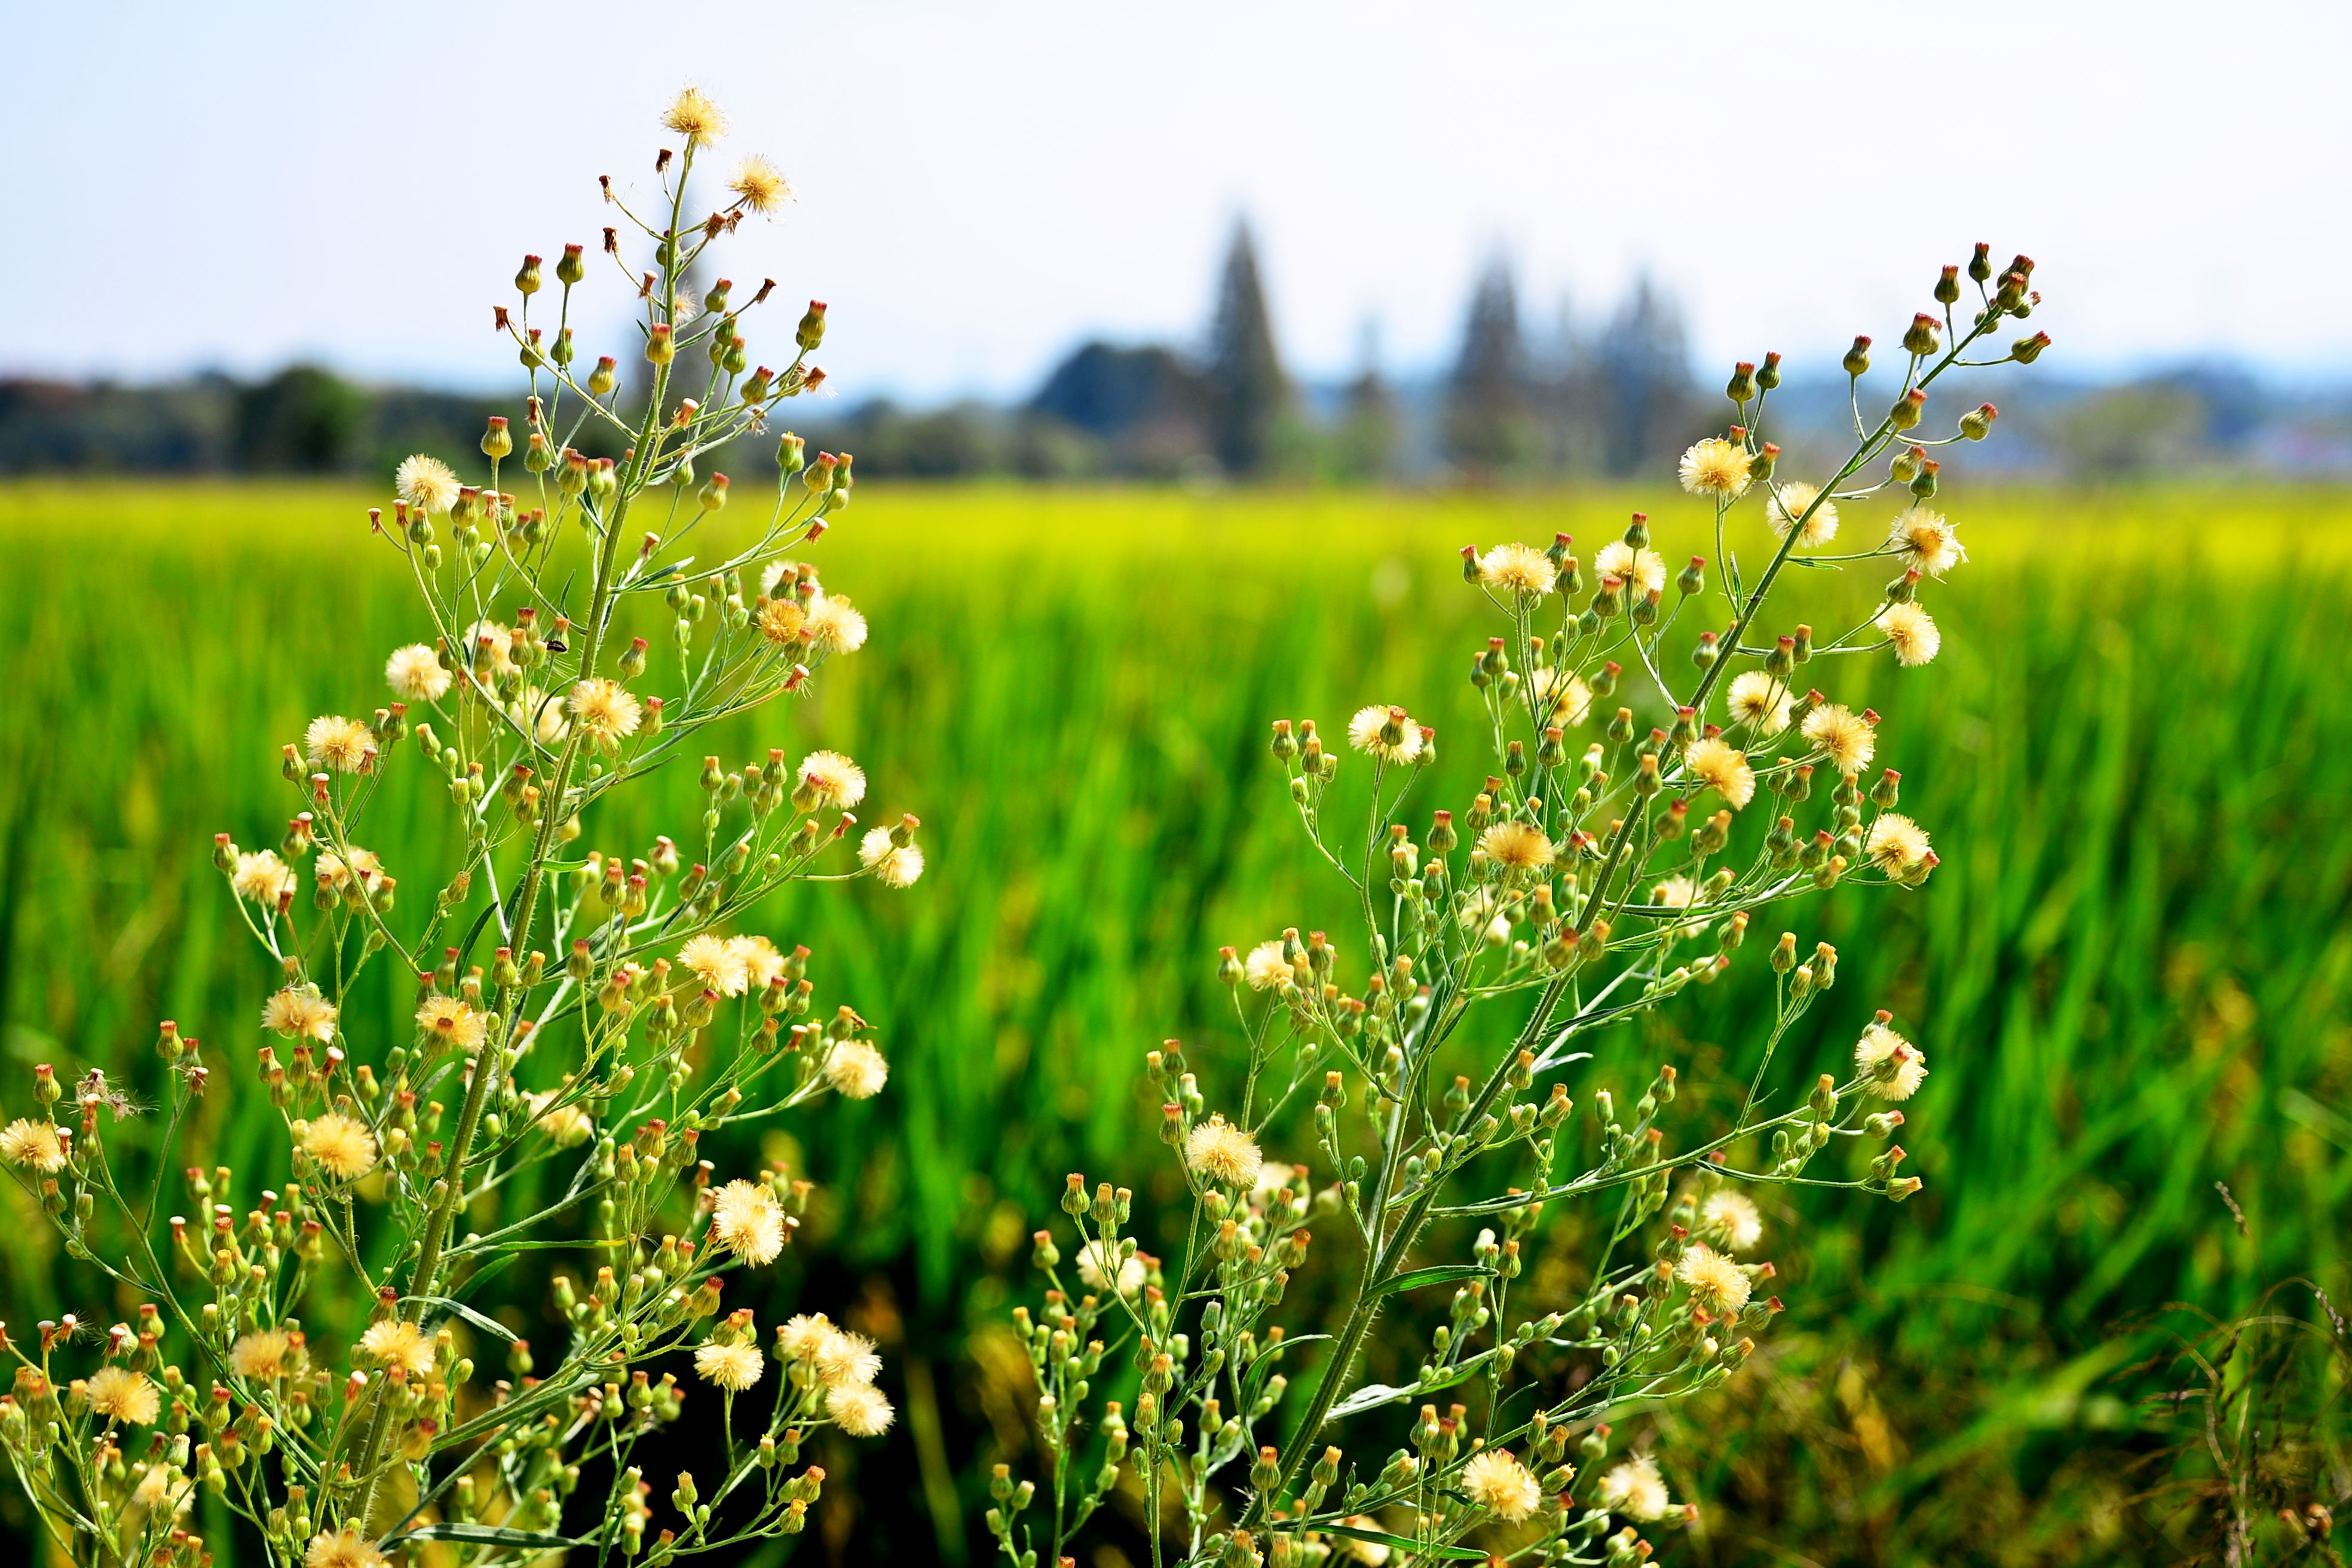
xmin=2 ymin=479 xmax=2347 ymax=1564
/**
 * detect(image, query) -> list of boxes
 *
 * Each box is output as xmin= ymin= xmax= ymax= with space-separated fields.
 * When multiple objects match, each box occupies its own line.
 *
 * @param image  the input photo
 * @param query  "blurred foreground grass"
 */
xmin=2 ymin=479 xmax=2348 ymax=1564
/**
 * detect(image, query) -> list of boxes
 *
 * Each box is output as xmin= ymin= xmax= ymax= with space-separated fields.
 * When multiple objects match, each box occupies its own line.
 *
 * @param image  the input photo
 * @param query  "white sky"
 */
xmin=5 ymin=1 xmax=2345 ymax=402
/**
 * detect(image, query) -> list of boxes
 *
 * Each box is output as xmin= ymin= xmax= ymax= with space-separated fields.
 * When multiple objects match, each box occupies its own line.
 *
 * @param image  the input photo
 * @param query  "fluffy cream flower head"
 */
xmin=510 ymin=685 xmax=570 ymax=746
xmin=731 ymin=935 xmax=788 ymax=992
xmin=1877 ymin=601 xmax=1941 ymax=667
xmin=1679 ymin=437 xmax=1753 ymax=498
xmin=1698 ymin=1190 xmax=1763 ymax=1252
xmin=232 ymin=849 xmax=297 ymax=905
xmin=1683 ymin=736 xmax=1755 ymax=810
xmin=1864 ymin=813 xmax=1934 ymax=883
xmin=231 ymin=1327 xmax=296 ymax=1380
xmin=360 ymin=1318 xmax=435 ymax=1378
xmin=859 ymin=825 xmax=924 ymax=888
xmin=305 ymin=1528 xmax=390 ymax=1568
xmin=662 ymin=85 xmax=728 ymax=147
xmin=696 ymin=1339 xmax=765 ymax=1392
xmin=394 ymin=454 xmax=461 ymax=515
xmin=84 ymin=1365 xmax=161 ymax=1425
xmin=1726 ymin=671 xmax=1793 ymax=737
xmin=302 ymin=1113 xmax=378 ymax=1182
xmin=1460 ymin=1448 xmax=1544 ymax=1522
xmin=1530 ymin=666 xmax=1592 ymax=727
xmin=776 ymin=1313 xmax=835 ymax=1364
xmin=710 ymin=1178 xmax=788 ymax=1266
xmin=1593 ymin=540 xmax=1667 ymax=596
xmin=569 ymin=678 xmax=643 ymax=745
xmin=1477 ymin=543 xmax=1558 ymax=599
xmin=816 ymin=1328 xmax=884 ymax=1391
xmin=2 ymin=1117 xmax=67 ymax=1172
xmin=385 ymin=643 xmax=451 ymax=703
xmin=1242 ymin=938 xmax=1296 ymax=992
xmin=1600 ymin=1454 xmax=1673 ymax=1521
xmin=823 ymin=1039 xmax=890 ymax=1100
xmin=1889 ymin=507 xmax=1967 ymax=577
xmin=1185 ymin=1114 xmax=1263 ymax=1189
xmin=796 ymin=750 xmax=868 ymax=810
xmin=806 ymin=594 xmax=869 ymax=654
xmin=305 ymin=715 xmax=373 ymax=774
xmin=1856 ymin=1021 xmax=1928 ymax=1100
xmin=1477 ymin=819 xmax=1556 ymax=874
xmin=1348 ymin=703 xmax=1424 ymax=765
xmin=415 ymin=996 xmax=487 ymax=1055
xmin=1077 ymin=1238 xmax=1147 ymax=1297
xmin=1675 ymin=1241 xmax=1752 ymax=1314
xmin=1766 ymin=481 xmax=1839 ymax=547
xmin=262 ymin=985 xmax=338 ymax=1043
xmin=1800 ymin=702 xmax=1877 ymax=775
xmin=679 ymin=933 xmax=750 ymax=997
xmin=828 ymin=1382 xmax=895 ymax=1437
xmin=729 ymin=154 xmax=791 ymax=215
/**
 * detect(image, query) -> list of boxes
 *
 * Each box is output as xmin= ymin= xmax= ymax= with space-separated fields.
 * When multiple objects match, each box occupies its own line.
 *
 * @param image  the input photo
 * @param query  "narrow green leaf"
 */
xmin=1325 ymin=1350 xmax=1495 ymax=1421
xmin=1368 ymin=1263 xmax=1487 ymax=1299
xmin=1313 ymin=1521 xmax=1487 ymax=1560
xmin=391 ymin=1521 xmax=580 ymax=1549
xmin=409 ymin=1295 xmax=519 ymax=1343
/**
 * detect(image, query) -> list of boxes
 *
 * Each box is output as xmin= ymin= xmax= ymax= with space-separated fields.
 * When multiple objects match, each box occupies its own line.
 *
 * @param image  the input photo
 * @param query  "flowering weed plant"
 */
xmin=994 ymin=253 xmax=2051 ymax=1567
xmin=0 ymin=88 xmax=919 ymax=1568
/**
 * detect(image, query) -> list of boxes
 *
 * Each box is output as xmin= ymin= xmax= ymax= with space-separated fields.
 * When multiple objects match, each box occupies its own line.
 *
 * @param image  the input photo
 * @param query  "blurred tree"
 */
xmin=232 ymin=364 xmax=365 ymax=472
xmin=1591 ymin=274 xmax=1698 ymax=477
xmin=1331 ymin=318 xmax=1400 ymax=483
xmin=1444 ymin=255 xmax=1540 ymax=477
xmin=1203 ymin=220 xmax=1289 ymax=477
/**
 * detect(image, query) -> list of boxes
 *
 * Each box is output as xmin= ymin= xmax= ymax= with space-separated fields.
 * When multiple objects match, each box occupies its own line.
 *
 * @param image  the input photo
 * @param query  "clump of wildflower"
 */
xmin=301 ymin=1113 xmax=378 ymax=1181
xmin=360 ymin=1319 xmax=435 ymax=1378
xmin=1676 ymin=1241 xmax=1753 ymax=1314
xmin=696 ymin=1339 xmax=765 ymax=1392
xmin=1698 ymin=1190 xmax=1764 ymax=1252
xmin=795 ymin=750 xmax=866 ymax=810
xmin=729 ymin=154 xmax=790 ymax=215
xmin=1864 ymin=813 xmax=1934 ymax=883
xmin=305 ymin=1527 xmax=390 ymax=1568
xmin=822 ymin=1040 xmax=889 ymax=1100
xmin=1478 ymin=820 xmax=1555 ymax=874
xmin=384 ymin=643 xmax=451 ymax=703
xmin=710 ymin=1179 xmax=787 ymax=1266
xmin=1594 ymin=540 xmax=1667 ymax=595
xmin=83 ymin=1366 xmax=161 ymax=1425
xmin=1460 ymin=1448 xmax=1543 ymax=1521
xmin=415 ymin=996 xmax=487 ymax=1054
xmin=262 ymin=984 xmax=338 ymax=1043
xmin=1683 ymin=736 xmax=1756 ymax=809
xmin=394 ymin=454 xmax=460 ymax=515
xmin=1 ymin=1117 xmax=66 ymax=1172
xmin=859 ymin=825 xmax=924 ymax=887
xmin=1726 ymin=670 xmax=1792 ymax=736
xmin=1477 ymin=543 xmax=1557 ymax=599
xmin=1348 ymin=704 xmax=1423 ymax=765
xmin=1600 ymin=1454 xmax=1673 ymax=1521
xmin=1857 ymin=1022 xmax=1928 ymax=1100
xmin=1679 ymin=437 xmax=1752 ymax=497
xmin=1878 ymin=601 xmax=1941 ymax=666
xmin=1766 ymin=481 xmax=1839 ymax=547
xmin=232 ymin=849 xmax=297 ymax=904
xmin=568 ymin=678 xmax=643 ymax=748
xmin=828 ymin=1382 xmax=894 ymax=1436
xmin=1888 ymin=507 xmax=1967 ymax=577
xmin=1800 ymin=702 xmax=1876 ymax=774
xmin=1077 ymin=1239 xmax=1146 ymax=1297
xmin=305 ymin=715 xmax=373 ymax=774
xmin=231 ymin=1327 xmax=296 ymax=1380
xmin=1242 ymin=939 xmax=1294 ymax=991
xmin=680 ymin=933 xmax=750 ymax=997
xmin=1186 ymin=1114 xmax=1263 ymax=1189
xmin=662 ymin=85 xmax=728 ymax=147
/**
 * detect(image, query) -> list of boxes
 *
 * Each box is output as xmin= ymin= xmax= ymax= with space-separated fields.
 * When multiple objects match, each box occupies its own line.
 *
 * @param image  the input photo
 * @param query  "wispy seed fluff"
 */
xmin=1888 ymin=507 xmax=1967 ymax=577
xmin=1242 ymin=938 xmax=1295 ymax=991
xmin=83 ymin=1365 xmax=161 ymax=1425
xmin=776 ymin=1313 xmax=837 ymax=1364
xmin=510 ymin=685 xmax=570 ymax=745
xmin=394 ymin=454 xmax=461 ymax=515
xmin=1600 ymin=1454 xmax=1673 ymax=1522
xmin=1676 ymin=1241 xmax=1753 ymax=1314
xmin=568 ymin=678 xmax=643 ymax=746
xmin=1698 ymin=1190 xmax=1764 ymax=1252
xmin=1856 ymin=1022 xmax=1929 ymax=1100
xmin=806 ymin=594 xmax=869 ymax=654
xmin=1348 ymin=703 xmax=1424 ymax=765
xmin=460 ymin=620 xmax=519 ymax=678
xmin=1477 ymin=543 xmax=1558 ymax=598
xmin=696 ymin=1339 xmax=766 ymax=1391
xmin=710 ymin=1178 xmax=788 ymax=1265
xmin=1726 ymin=671 xmax=1793 ymax=737
xmin=1 ymin=1117 xmax=66 ymax=1172
xmin=1593 ymin=540 xmax=1667 ymax=596
xmin=1864 ymin=813 xmax=1934 ymax=881
xmin=1877 ymin=601 xmax=1941 ymax=666
xmin=1478 ymin=820 xmax=1556 ymax=874
xmin=232 ymin=849 xmax=297 ymax=905
xmin=359 ymin=1318 xmax=435 ymax=1378
xmin=1682 ymin=736 xmax=1756 ymax=810
xmin=384 ymin=643 xmax=452 ymax=703
xmin=230 ymin=1327 xmax=296 ymax=1379
xmin=679 ymin=933 xmax=751 ymax=997
xmin=1800 ymin=702 xmax=1876 ymax=775
xmin=1186 ymin=1114 xmax=1264 ymax=1189
xmin=828 ymin=1382 xmax=895 ymax=1437
xmin=796 ymin=750 xmax=867 ymax=810
xmin=304 ymin=715 xmax=373 ymax=774
xmin=823 ymin=1040 xmax=890 ymax=1100
xmin=1678 ymin=437 xmax=1753 ymax=498
xmin=859 ymin=826 xmax=924 ymax=888
xmin=301 ymin=1113 xmax=379 ymax=1182
xmin=262 ymin=985 xmax=338 ymax=1043
xmin=305 ymin=1529 xmax=389 ymax=1568
xmin=816 ymin=1328 xmax=884 ymax=1390
xmin=730 ymin=935 xmax=788 ymax=992
xmin=1460 ymin=1448 xmax=1543 ymax=1522
xmin=1766 ymin=481 xmax=1839 ymax=547
xmin=661 ymin=85 xmax=728 ymax=147
xmin=1077 ymin=1238 xmax=1147 ymax=1297
xmin=728 ymin=154 xmax=791 ymax=215
xmin=1530 ymin=666 xmax=1592 ymax=727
